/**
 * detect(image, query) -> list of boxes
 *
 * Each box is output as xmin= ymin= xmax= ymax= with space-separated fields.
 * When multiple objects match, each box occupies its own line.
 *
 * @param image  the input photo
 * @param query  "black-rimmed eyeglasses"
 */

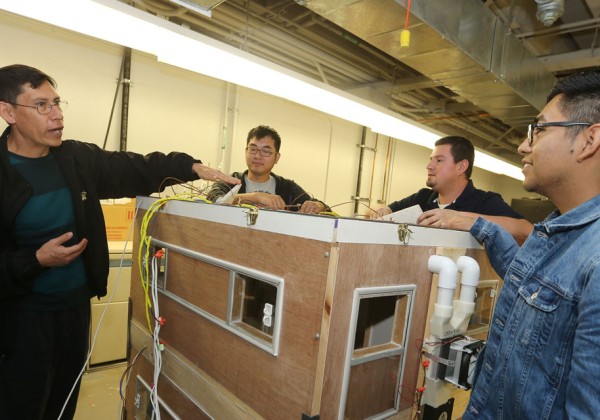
xmin=5 ymin=100 xmax=68 ymax=115
xmin=527 ymin=121 xmax=591 ymax=146
xmin=246 ymin=145 xmax=274 ymax=157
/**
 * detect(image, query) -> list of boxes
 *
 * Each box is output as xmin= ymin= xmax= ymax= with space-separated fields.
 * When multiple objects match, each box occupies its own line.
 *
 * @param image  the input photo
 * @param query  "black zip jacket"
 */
xmin=206 ymin=170 xmax=329 ymax=211
xmin=0 ymin=126 xmax=199 ymax=360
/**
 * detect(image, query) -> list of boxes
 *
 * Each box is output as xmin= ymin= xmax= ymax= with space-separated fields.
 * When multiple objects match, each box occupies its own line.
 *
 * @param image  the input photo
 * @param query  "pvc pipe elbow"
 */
xmin=457 ymin=256 xmax=480 ymax=287
xmin=457 ymin=256 xmax=480 ymax=304
xmin=428 ymin=255 xmax=458 ymax=290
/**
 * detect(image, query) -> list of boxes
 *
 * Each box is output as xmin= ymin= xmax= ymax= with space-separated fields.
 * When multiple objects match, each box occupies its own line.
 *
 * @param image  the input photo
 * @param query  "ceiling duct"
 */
xmin=300 ymin=0 xmax=557 ymax=160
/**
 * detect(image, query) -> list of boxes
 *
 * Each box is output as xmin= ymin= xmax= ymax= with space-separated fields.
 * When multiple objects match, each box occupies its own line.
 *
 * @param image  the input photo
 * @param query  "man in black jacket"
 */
xmin=0 ymin=64 xmax=238 ymax=420
xmin=207 ymin=125 xmax=328 ymax=213
xmin=369 ymin=135 xmax=532 ymax=244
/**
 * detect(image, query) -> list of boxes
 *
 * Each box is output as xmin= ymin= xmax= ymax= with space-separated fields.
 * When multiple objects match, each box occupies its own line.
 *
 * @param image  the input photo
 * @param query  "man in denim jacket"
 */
xmin=451 ymin=70 xmax=600 ymax=418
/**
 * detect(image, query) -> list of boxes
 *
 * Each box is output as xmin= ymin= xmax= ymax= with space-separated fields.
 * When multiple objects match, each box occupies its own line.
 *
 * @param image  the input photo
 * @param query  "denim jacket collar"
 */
xmin=540 ymin=193 xmax=600 ymax=233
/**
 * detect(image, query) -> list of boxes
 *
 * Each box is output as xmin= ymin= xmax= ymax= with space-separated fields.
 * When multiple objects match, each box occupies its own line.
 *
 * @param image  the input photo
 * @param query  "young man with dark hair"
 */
xmin=371 ymin=135 xmax=532 ymax=244
xmin=208 ymin=124 xmax=329 ymax=214
xmin=453 ymin=70 xmax=600 ymax=419
xmin=0 ymin=64 xmax=238 ymax=419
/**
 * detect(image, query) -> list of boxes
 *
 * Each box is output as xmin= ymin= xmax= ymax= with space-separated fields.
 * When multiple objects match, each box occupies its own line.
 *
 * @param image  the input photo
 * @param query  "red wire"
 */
xmin=404 ymin=0 xmax=412 ymax=29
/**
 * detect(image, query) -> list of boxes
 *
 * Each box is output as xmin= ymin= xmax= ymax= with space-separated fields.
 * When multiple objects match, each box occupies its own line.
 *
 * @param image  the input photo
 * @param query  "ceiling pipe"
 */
xmin=516 ymin=15 xmax=600 ymax=39
xmin=535 ymin=0 xmax=564 ymax=27
xmin=173 ymin=6 xmax=378 ymax=85
xmin=132 ymin=0 xmax=188 ymax=17
xmin=213 ymin=4 xmax=381 ymax=82
xmin=235 ymin=0 xmax=405 ymax=74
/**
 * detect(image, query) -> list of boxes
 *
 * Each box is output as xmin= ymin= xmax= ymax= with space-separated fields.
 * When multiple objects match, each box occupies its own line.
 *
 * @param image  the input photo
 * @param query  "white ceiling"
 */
xmin=123 ymin=0 xmax=600 ymax=164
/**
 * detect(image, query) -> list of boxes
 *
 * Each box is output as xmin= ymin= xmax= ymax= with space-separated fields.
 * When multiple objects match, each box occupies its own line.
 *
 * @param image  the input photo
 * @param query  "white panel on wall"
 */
xmin=128 ymin=55 xmax=226 ymax=160
xmin=1 ymin=13 xmax=124 ymax=147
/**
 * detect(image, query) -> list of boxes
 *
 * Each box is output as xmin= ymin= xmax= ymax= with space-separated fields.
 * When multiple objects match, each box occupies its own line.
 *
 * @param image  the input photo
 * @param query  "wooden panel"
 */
xmin=345 ymin=355 xmax=401 ymax=418
xmin=124 ymin=355 xmax=212 ymax=420
xmin=319 ymin=243 xmax=435 ymax=418
xmin=165 ymin=252 xmax=230 ymax=321
xmin=131 ymin=210 xmax=332 ymax=418
xmin=129 ymin=205 xmax=500 ymax=420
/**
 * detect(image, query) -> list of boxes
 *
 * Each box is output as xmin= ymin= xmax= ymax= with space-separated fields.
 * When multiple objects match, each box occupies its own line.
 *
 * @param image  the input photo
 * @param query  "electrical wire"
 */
xmin=56 ymin=201 xmax=141 ymax=420
xmin=58 ymin=190 xmax=201 ymax=420
xmin=150 ymin=252 xmax=162 ymax=420
xmin=118 ymin=345 xmax=147 ymax=420
xmin=136 ymin=192 xmax=207 ymax=419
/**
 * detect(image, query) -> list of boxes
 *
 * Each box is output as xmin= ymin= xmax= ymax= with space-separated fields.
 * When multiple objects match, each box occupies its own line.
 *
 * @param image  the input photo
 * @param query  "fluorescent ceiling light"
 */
xmin=0 ymin=0 xmax=523 ymax=180
xmin=475 ymin=151 xmax=524 ymax=180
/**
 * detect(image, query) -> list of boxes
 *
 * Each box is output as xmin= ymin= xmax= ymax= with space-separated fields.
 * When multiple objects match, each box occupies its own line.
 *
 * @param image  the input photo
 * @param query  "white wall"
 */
xmin=0 ymin=10 xmax=534 ymax=218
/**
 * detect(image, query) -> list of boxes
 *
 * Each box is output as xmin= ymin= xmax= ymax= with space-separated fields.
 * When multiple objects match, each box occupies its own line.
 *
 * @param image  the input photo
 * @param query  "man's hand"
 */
xmin=417 ymin=209 xmax=477 ymax=231
xmin=236 ymin=192 xmax=286 ymax=209
xmin=36 ymin=232 xmax=88 ymax=267
xmin=299 ymin=200 xmax=325 ymax=214
xmin=192 ymin=163 xmax=241 ymax=185
xmin=368 ymin=206 xmax=392 ymax=219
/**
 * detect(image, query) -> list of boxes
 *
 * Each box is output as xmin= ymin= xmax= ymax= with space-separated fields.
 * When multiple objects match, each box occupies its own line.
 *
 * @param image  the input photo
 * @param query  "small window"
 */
xmin=231 ymin=273 xmax=279 ymax=343
xmin=344 ymin=286 xmax=415 ymax=418
xmin=467 ymin=280 xmax=499 ymax=336
xmin=354 ymin=295 xmax=408 ymax=350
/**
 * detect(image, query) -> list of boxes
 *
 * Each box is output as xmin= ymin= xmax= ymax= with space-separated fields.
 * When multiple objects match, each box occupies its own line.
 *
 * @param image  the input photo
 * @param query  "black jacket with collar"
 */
xmin=388 ymin=179 xmax=524 ymax=218
xmin=207 ymin=170 xmax=330 ymax=210
xmin=0 ymin=126 xmax=199 ymax=358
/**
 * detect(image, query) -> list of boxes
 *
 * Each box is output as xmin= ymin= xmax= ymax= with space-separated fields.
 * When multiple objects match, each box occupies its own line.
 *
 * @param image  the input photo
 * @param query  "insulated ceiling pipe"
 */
xmin=536 ymin=0 xmax=565 ymax=27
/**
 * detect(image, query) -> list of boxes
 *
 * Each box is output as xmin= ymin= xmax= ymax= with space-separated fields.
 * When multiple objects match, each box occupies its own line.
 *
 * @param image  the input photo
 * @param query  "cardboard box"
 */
xmin=101 ymin=198 xmax=136 ymax=241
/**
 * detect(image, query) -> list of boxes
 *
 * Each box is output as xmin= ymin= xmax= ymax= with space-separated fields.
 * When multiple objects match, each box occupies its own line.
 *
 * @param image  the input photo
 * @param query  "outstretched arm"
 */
xmin=417 ymin=209 xmax=533 ymax=245
xmin=368 ymin=206 xmax=392 ymax=219
xmin=192 ymin=163 xmax=241 ymax=185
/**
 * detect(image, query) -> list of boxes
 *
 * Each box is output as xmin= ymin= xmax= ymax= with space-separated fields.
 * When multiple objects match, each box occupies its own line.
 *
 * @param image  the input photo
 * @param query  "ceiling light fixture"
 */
xmin=0 ymin=0 xmax=523 ymax=180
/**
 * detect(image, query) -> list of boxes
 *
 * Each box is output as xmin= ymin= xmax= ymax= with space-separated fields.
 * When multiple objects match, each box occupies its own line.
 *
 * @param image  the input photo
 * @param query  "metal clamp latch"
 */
xmin=245 ymin=207 xmax=259 ymax=226
xmin=397 ymin=223 xmax=412 ymax=245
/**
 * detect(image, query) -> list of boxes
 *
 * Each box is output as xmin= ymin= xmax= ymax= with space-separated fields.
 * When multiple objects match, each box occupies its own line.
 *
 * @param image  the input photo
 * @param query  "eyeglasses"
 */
xmin=527 ymin=121 xmax=591 ymax=146
xmin=5 ymin=100 xmax=68 ymax=115
xmin=246 ymin=145 xmax=275 ymax=157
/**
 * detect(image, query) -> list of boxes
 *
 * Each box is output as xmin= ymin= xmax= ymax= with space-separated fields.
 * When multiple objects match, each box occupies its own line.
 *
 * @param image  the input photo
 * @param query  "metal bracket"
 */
xmin=245 ymin=207 xmax=259 ymax=226
xmin=422 ymin=351 xmax=455 ymax=367
xmin=397 ymin=223 xmax=412 ymax=245
xmin=350 ymin=196 xmax=370 ymax=202
xmin=355 ymin=144 xmax=377 ymax=152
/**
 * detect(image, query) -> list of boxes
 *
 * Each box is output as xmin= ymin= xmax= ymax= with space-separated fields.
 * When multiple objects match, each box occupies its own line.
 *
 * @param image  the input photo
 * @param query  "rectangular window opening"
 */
xmin=231 ymin=273 xmax=279 ymax=342
xmin=353 ymin=294 xmax=409 ymax=352
xmin=467 ymin=280 xmax=498 ymax=335
xmin=344 ymin=286 xmax=415 ymax=419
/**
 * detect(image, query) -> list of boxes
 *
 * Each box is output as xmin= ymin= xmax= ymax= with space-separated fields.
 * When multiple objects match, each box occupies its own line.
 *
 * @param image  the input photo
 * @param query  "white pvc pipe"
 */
xmin=457 ymin=256 xmax=480 ymax=303
xmin=428 ymin=255 xmax=458 ymax=306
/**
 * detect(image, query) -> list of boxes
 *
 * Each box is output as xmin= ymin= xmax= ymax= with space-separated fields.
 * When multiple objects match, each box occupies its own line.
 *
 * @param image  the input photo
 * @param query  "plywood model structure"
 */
xmin=123 ymin=196 xmax=500 ymax=419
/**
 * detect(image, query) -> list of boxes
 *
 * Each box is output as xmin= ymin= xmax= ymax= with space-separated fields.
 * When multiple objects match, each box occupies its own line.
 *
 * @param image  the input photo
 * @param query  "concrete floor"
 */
xmin=74 ymin=363 xmax=127 ymax=420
